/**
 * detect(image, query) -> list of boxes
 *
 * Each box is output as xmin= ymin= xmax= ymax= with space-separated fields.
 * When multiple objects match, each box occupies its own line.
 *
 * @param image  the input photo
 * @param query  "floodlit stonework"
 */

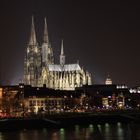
xmin=24 ymin=17 xmax=92 ymax=90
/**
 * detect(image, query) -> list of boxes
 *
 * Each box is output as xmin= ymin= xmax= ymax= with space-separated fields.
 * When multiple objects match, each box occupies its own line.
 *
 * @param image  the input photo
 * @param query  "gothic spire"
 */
xmin=43 ymin=17 xmax=49 ymax=43
xmin=29 ymin=16 xmax=37 ymax=45
xmin=60 ymin=39 xmax=65 ymax=65
xmin=61 ymin=39 xmax=64 ymax=55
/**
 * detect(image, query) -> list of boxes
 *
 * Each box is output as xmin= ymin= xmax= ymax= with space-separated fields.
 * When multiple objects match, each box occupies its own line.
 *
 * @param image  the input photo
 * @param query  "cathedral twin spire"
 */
xmin=29 ymin=16 xmax=37 ymax=45
xmin=43 ymin=18 xmax=49 ymax=44
xmin=29 ymin=16 xmax=49 ymax=45
xmin=25 ymin=17 xmax=92 ymax=89
xmin=29 ymin=16 xmax=65 ymax=66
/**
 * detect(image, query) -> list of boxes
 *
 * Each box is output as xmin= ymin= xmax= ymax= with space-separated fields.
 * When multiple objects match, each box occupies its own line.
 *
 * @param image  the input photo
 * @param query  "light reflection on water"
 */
xmin=0 ymin=123 xmax=140 ymax=140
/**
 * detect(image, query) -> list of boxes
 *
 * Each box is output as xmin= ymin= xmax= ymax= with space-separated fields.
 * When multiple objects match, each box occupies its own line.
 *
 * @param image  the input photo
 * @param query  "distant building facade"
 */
xmin=105 ymin=75 xmax=112 ymax=85
xmin=0 ymin=84 xmax=139 ymax=115
xmin=24 ymin=17 xmax=92 ymax=90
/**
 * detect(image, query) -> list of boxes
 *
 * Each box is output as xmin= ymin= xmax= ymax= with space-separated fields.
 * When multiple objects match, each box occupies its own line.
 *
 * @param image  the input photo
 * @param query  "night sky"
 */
xmin=0 ymin=0 xmax=140 ymax=87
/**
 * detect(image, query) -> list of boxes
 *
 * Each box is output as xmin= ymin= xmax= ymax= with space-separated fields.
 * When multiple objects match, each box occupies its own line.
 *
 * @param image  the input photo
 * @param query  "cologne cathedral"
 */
xmin=24 ymin=17 xmax=92 ymax=90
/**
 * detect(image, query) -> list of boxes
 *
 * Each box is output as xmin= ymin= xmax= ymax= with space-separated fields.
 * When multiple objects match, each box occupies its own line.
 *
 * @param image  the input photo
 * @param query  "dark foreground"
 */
xmin=1 ymin=110 xmax=140 ymax=131
xmin=0 ymin=122 xmax=140 ymax=140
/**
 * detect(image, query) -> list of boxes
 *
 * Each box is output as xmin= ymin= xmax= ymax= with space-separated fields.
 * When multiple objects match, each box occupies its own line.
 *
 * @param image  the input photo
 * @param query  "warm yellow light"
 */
xmin=105 ymin=78 xmax=112 ymax=85
xmin=34 ymin=47 xmax=38 ymax=53
xmin=0 ymin=88 xmax=2 ymax=98
xmin=27 ymin=48 xmax=30 ymax=53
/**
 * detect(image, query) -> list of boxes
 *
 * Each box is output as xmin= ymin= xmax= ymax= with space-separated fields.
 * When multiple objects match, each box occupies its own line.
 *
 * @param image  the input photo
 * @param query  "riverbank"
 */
xmin=0 ymin=111 xmax=140 ymax=131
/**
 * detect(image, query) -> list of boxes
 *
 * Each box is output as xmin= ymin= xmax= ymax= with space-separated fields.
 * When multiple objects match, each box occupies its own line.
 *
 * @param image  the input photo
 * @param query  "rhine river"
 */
xmin=0 ymin=122 xmax=140 ymax=140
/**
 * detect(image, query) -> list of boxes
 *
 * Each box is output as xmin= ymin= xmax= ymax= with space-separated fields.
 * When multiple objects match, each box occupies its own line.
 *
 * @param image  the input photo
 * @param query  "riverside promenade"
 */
xmin=0 ymin=109 xmax=140 ymax=131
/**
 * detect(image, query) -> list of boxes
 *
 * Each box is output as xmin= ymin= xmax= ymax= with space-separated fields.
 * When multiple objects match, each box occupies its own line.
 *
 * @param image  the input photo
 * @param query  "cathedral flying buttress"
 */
xmin=24 ymin=17 xmax=92 ymax=90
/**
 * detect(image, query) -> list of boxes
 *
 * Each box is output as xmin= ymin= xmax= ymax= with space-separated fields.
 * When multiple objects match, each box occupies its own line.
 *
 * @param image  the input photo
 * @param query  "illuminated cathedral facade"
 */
xmin=24 ymin=17 xmax=92 ymax=90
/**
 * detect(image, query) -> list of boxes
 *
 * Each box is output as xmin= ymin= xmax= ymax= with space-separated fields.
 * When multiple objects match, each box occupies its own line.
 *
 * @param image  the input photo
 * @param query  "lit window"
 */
xmin=27 ymin=48 xmax=30 ymax=53
xmin=34 ymin=47 xmax=38 ymax=53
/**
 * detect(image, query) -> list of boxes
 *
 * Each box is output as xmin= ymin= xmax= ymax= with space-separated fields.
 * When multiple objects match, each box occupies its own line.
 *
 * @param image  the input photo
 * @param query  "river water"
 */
xmin=0 ymin=122 xmax=139 ymax=140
